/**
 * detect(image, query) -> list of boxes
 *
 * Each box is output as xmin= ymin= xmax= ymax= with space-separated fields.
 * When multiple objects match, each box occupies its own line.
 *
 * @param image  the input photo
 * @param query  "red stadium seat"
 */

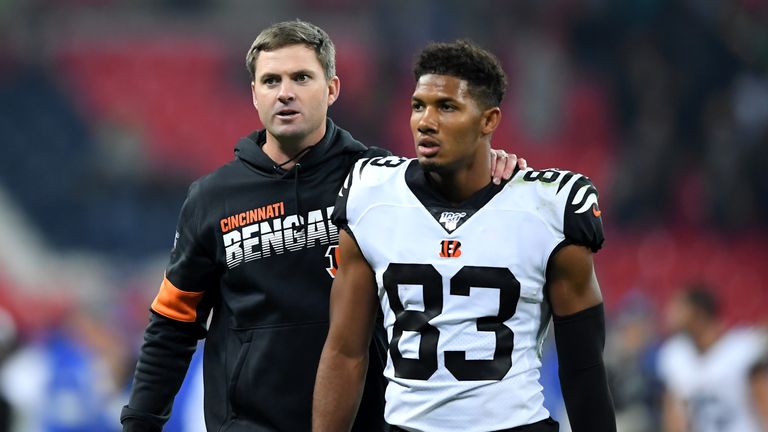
xmin=55 ymin=37 xmax=260 ymax=177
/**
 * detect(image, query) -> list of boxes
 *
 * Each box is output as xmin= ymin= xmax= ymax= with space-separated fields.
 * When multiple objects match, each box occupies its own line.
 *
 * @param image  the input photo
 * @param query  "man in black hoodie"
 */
xmin=120 ymin=20 xmax=524 ymax=432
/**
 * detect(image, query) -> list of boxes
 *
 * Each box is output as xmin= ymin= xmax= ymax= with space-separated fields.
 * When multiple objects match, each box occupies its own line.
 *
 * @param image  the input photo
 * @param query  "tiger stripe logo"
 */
xmin=571 ymin=183 xmax=601 ymax=217
xmin=439 ymin=240 xmax=462 ymax=258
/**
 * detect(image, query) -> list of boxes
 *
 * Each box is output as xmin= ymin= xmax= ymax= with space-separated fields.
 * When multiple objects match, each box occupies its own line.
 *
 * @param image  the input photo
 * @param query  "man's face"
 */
xmin=665 ymin=294 xmax=694 ymax=335
xmin=410 ymin=74 xmax=488 ymax=174
xmin=251 ymin=44 xmax=339 ymax=147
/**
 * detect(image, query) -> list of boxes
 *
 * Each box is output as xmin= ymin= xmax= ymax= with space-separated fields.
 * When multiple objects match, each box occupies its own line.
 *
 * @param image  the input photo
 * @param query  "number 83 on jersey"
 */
xmin=383 ymin=262 xmax=523 ymax=382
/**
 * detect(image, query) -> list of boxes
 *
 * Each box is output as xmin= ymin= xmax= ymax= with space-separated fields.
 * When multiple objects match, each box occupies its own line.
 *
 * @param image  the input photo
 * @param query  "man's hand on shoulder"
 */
xmin=489 ymin=149 xmax=527 ymax=185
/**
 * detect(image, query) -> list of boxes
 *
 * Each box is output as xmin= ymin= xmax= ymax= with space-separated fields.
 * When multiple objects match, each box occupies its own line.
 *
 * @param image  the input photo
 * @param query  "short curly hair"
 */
xmin=681 ymin=283 xmax=721 ymax=319
xmin=246 ymin=20 xmax=336 ymax=81
xmin=413 ymin=40 xmax=507 ymax=109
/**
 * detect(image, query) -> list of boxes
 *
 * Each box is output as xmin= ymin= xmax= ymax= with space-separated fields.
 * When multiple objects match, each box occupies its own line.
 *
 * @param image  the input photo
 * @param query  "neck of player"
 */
xmin=691 ymin=321 xmax=725 ymax=353
xmin=428 ymin=150 xmax=492 ymax=205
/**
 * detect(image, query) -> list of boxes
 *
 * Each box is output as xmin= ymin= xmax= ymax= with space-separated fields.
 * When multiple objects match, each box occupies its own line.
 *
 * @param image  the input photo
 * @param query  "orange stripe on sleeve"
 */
xmin=151 ymin=276 xmax=204 ymax=322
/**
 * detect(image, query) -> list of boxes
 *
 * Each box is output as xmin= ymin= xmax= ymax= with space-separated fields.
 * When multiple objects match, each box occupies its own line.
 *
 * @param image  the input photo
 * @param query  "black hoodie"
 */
xmin=121 ymin=119 xmax=390 ymax=432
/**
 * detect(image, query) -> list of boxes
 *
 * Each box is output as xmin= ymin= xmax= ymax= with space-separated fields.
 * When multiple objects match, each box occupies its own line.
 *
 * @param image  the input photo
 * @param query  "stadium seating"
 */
xmin=55 ymin=37 xmax=259 ymax=176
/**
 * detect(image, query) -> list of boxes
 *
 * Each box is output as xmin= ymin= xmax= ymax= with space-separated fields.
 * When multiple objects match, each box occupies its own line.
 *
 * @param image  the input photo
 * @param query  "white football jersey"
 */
xmin=333 ymin=157 xmax=604 ymax=432
xmin=658 ymin=329 xmax=767 ymax=432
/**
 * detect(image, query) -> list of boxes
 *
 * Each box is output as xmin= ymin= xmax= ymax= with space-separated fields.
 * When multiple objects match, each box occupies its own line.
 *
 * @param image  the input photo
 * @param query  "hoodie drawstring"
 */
xmin=274 ymin=145 xmax=314 ymax=233
xmin=294 ymin=163 xmax=305 ymax=232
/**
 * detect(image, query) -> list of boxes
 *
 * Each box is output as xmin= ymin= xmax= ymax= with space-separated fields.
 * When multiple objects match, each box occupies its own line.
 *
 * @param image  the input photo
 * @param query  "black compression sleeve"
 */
xmin=553 ymin=303 xmax=616 ymax=432
xmin=120 ymin=312 xmax=203 ymax=431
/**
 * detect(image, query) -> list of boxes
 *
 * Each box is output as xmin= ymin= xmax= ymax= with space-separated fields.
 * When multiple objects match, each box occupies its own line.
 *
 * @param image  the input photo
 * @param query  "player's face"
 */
xmin=665 ymin=294 xmax=694 ymax=334
xmin=410 ymin=74 xmax=491 ymax=174
xmin=251 ymin=44 xmax=339 ymax=148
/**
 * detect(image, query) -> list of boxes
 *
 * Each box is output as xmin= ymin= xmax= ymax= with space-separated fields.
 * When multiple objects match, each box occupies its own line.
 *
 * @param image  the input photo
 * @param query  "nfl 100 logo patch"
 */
xmin=439 ymin=211 xmax=467 ymax=232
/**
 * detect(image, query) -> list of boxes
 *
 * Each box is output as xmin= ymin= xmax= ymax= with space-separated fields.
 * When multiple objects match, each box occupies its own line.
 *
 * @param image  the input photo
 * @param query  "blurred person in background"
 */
xmin=657 ymin=283 xmax=768 ymax=432
xmin=749 ymin=355 xmax=768 ymax=430
xmin=749 ymin=358 xmax=768 ymax=429
xmin=605 ymin=291 xmax=663 ymax=432
xmin=120 ymin=19 xmax=523 ymax=432
xmin=0 ymin=308 xmax=15 ymax=432
xmin=0 ymin=307 xmax=125 ymax=432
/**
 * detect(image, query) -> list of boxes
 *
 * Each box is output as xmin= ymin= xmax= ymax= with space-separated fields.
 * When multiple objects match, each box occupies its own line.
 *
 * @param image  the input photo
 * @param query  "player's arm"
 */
xmin=548 ymin=244 xmax=616 ymax=432
xmin=750 ymin=358 xmax=768 ymax=429
xmin=660 ymin=389 xmax=688 ymax=432
xmin=313 ymin=229 xmax=380 ymax=432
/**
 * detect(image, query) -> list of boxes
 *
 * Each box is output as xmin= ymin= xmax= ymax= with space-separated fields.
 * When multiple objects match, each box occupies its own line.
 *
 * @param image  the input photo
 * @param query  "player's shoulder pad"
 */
xmin=344 ymin=155 xmax=410 ymax=192
xmin=332 ymin=156 xmax=410 ymax=228
xmin=359 ymin=146 xmax=392 ymax=158
xmin=516 ymin=168 xmax=605 ymax=252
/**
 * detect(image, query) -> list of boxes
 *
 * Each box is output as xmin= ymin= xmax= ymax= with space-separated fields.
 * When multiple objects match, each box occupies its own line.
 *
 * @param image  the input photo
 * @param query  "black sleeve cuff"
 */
xmin=120 ymin=405 xmax=166 ymax=432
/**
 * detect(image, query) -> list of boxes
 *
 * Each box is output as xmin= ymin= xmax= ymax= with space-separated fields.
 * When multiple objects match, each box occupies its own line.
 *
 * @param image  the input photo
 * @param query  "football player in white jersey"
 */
xmin=313 ymin=40 xmax=616 ymax=432
xmin=658 ymin=285 xmax=768 ymax=432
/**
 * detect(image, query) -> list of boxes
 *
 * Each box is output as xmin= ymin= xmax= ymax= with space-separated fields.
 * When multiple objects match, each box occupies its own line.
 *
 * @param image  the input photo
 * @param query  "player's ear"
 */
xmin=327 ymin=75 xmax=340 ymax=106
xmin=481 ymin=107 xmax=501 ymax=135
xmin=251 ymin=81 xmax=258 ymax=110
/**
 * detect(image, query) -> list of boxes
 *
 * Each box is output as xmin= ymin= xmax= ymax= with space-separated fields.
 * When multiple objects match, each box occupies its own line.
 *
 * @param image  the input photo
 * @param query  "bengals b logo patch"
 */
xmin=325 ymin=245 xmax=341 ymax=278
xmin=439 ymin=240 xmax=462 ymax=258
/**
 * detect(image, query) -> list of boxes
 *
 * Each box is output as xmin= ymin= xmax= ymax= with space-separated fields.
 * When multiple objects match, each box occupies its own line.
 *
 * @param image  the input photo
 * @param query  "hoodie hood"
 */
xmin=234 ymin=118 xmax=367 ymax=178
xmin=232 ymin=118 xmax=369 ymax=232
